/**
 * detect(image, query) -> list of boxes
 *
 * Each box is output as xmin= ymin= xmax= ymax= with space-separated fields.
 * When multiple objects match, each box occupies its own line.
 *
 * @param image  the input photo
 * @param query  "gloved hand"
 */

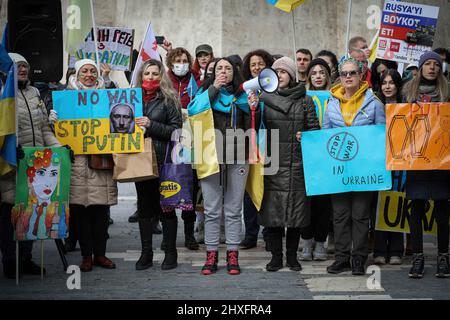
xmin=63 ymin=145 xmax=75 ymax=163
xmin=16 ymin=145 xmax=25 ymax=164
xmin=49 ymin=110 xmax=58 ymax=124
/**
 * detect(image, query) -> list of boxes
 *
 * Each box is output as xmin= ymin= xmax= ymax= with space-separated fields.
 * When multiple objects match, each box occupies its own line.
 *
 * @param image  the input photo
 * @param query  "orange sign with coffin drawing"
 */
xmin=386 ymin=103 xmax=450 ymax=170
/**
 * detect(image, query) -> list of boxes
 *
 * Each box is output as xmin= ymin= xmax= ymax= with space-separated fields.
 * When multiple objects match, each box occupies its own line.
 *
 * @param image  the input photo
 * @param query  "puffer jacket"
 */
xmin=0 ymin=85 xmax=61 ymax=204
xmin=259 ymin=84 xmax=320 ymax=228
xmin=323 ymin=87 xmax=385 ymax=128
xmin=65 ymin=76 xmax=118 ymax=206
xmin=143 ymin=91 xmax=182 ymax=166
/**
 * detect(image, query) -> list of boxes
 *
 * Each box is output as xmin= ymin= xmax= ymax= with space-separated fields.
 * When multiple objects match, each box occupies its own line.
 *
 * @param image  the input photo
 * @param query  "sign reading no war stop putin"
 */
xmin=301 ymin=125 xmax=392 ymax=196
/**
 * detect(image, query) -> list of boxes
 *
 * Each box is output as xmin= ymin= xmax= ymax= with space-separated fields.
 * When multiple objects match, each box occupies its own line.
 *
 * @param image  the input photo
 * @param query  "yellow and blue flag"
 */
xmin=0 ymin=32 xmax=16 ymax=176
xmin=187 ymin=74 xmax=198 ymax=99
xmin=187 ymin=89 xmax=264 ymax=210
xmin=266 ymin=0 xmax=306 ymax=13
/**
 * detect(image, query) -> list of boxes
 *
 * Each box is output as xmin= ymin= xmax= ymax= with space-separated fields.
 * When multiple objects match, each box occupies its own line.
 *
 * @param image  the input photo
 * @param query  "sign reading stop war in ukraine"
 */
xmin=376 ymin=1 xmax=439 ymax=64
xmin=53 ymin=89 xmax=144 ymax=155
xmin=386 ymin=103 xmax=450 ymax=170
xmin=306 ymin=91 xmax=330 ymax=128
xmin=69 ymin=27 xmax=134 ymax=71
xmin=301 ymin=125 xmax=392 ymax=196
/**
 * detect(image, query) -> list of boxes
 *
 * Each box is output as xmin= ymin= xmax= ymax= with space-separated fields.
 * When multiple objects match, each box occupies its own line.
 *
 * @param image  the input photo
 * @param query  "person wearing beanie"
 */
xmin=48 ymin=58 xmax=118 ymax=273
xmin=249 ymin=56 xmax=320 ymax=272
xmin=402 ymin=50 xmax=450 ymax=279
xmin=0 ymin=53 xmax=61 ymax=279
xmin=323 ymin=57 xmax=385 ymax=276
xmin=306 ymin=58 xmax=332 ymax=91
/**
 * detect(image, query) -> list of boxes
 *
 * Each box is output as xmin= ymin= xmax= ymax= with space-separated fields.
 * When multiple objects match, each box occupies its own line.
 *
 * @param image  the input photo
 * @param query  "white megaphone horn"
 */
xmin=240 ymin=68 xmax=279 ymax=94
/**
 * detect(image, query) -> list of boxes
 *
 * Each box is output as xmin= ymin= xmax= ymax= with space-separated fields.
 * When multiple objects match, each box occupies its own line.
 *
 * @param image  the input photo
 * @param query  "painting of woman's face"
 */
xmin=32 ymin=163 xmax=60 ymax=202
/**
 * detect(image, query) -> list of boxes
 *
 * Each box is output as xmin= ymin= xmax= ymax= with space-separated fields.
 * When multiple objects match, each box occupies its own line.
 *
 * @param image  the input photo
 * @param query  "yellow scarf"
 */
xmin=331 ymin=81 xmax=369 ymax=126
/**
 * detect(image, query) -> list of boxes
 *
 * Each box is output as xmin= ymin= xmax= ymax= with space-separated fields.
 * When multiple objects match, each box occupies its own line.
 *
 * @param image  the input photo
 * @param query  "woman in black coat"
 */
xmin=402 ymin=51 xmax=450 ymax=279
xmin=134 ymin=60 xmax=182 ymax=271
xmin=250 ymin=57 xmax=320 ymax=272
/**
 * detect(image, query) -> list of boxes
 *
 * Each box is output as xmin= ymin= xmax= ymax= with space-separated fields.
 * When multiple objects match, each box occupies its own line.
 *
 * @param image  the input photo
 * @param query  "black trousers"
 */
xmin=302 ymin=195 xmax=332 ymax=242
xmin=374 ymin=231 xmax=404 ymax=258
xmin=331 ymin=192 xmax=373 ymax=259
xmin=72 ymin=204 xmax=109 ymax=257
xmin=181 ymin=170 xmax=199 ymax=223
xmin=135 ymin=179 xmax=160 ymax=220
xmin=410 ymin=199 xmax=449 ymax=254
xmin=0 ymin=202 xmax=33 ymax=264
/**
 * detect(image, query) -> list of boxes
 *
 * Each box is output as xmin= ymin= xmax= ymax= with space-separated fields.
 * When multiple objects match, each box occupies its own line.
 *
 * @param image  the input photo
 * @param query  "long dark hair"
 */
xmin=242 ymin=49 xmax=274 ymax=80
xmin=371 ymin=59 xmax=398 ymax=92
xmin=378 ymin=69 xmax=403 ymax=103
xmin=199 ymin=57 xmax=244 ymax=96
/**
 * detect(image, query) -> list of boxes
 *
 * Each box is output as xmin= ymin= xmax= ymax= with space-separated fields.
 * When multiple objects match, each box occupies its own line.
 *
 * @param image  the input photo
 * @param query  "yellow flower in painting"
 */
xmin=34 ymin=150 xmax=44 ymax=159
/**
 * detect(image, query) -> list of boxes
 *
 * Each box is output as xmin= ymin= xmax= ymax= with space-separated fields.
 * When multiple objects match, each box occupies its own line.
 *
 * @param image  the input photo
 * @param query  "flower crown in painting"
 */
xmin=26 ymin=149 xmax=61 ymax=183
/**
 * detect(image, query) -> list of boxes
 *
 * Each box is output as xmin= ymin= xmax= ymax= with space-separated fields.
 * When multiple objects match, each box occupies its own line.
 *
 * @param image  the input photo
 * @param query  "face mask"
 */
xmin=172 ymin=63 xmax=189 ymax=77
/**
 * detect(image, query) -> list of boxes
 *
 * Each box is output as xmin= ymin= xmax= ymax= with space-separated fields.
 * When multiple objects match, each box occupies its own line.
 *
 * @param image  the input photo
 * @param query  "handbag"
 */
xmin=159 ymin=142 xmax=194 ymax=212
xmin=112 ymin=138 xmax=159 ymax=182
xmin=88 ymin=154 xmax=114 ymax=170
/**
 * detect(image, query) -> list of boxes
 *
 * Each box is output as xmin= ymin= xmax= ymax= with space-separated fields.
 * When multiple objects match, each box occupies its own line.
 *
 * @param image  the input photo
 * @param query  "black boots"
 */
xmin=286 ymin=228 xmax=302 ymax=271
xmin=136 ymin=218 xmax=153 ymax=270
xmin=184 ymin=220 xmax=199 ymax=250
xmin=266 ymin=231 xmax=283 ymax=272
xmin=161 ymin=217 xmax=178 ymax=270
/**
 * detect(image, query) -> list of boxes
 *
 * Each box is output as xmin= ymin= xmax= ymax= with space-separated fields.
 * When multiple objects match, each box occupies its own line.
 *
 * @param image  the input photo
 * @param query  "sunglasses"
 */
xmin=340 ymin=70 xmax=359 ymax=78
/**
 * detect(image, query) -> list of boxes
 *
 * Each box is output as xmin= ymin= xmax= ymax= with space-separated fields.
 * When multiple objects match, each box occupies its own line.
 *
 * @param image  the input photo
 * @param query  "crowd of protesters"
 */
xmin=0 ymin=33 xmax=449 ymax=281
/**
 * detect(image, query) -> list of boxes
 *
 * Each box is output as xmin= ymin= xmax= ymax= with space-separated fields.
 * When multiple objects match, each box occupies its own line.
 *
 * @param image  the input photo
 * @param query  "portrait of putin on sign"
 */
xmin=110 ymin=103 xmax=135 ymax=134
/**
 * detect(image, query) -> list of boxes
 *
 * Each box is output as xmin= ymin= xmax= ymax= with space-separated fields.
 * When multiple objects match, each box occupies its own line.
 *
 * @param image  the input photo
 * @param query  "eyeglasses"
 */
xmin=340 ymin=70 xmax=359 ymax=78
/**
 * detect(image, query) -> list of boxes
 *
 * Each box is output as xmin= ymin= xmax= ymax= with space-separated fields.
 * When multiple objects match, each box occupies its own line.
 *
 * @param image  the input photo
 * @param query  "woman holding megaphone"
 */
xmin=187 ymin=57 xmax=256 ymax=276
xmin=249 ymin=56 xmax=320 ymax=272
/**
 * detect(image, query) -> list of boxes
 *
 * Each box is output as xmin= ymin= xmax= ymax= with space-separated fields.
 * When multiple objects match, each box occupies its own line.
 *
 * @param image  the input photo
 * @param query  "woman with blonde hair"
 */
xmin=134 ymin=59 xmax=182 ymax=270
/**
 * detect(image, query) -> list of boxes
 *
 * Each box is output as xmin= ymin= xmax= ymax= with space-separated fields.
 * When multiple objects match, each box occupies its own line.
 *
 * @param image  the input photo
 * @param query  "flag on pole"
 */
xmin=0 ymin=30 xmax=17 ymax=176
xmin=130 ymin=23 xmax=161 ymax=88
xmin=187 ymin=74 xmax=198 ymax=99
xmin=66 ymin=0 xmax=94 ymax=54
xmin=368 ymin=29 xmax=380 ymax=64
xmin=266 ymin=0 xmax=306 ymax=12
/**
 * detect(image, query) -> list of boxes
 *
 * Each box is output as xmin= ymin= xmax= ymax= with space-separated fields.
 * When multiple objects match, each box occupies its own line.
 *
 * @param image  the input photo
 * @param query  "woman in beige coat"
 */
xmin=50 ymin=59 xmax=118 ymax=272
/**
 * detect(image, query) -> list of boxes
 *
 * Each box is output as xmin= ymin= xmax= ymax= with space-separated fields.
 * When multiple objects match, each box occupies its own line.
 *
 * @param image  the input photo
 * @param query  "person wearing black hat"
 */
xmin=193 ymin=44 xmax=214 ymax=81
xmin=402 ymin=51 xmax=450 ymax=279
xmin=306 ymin=58 xmax=332 ymax=91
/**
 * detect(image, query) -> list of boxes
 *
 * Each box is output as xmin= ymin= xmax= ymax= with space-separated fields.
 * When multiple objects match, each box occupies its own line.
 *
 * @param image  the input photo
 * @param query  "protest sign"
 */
xmin=386 ymin=102 xmax=450 ymax=170
xmin=375 ymin=191 xmax=439 ymax=236
xmin=306 ymin=90 xmax=330 ymax=128
xmin=53 ymin=88 xmax=144 ymax=155
xmin=12 ymin=147 xmax=71 ymax=241
xmin=376 ymin=1 xmax=440 ymax=64
xmin=301 ymin=125 xmax=391 ymax=196
xmin=69 ymin=26 xmax=134 ymax=71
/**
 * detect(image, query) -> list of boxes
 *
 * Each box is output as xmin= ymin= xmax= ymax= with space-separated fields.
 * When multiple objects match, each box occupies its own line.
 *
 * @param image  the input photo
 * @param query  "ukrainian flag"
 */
xmin=0 ymin=41 xmax=16 ymax=176
xmin=266 ymin=0 xmax=306 ymax=12
xmin=187 ymin=89 xmax=264 ymax=211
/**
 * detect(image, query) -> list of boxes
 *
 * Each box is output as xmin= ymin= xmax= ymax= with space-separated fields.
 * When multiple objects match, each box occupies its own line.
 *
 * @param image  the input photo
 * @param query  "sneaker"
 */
xmin=201 ymin=251 xmax=218 ymax=275
xmin=327 ymin=258 xmax=351 ymax=274
xmin=408 ymin=253 xmax=424 ymax=279
xmin=226 ymin=250 xmax=241 ymax=275
xmin=239 ymin=238 xmax=257 ymax=250
xmin=299 ymin=239 xmax=313 ymax=261
xmin=389 ymin=256 xmax=402 ymax=265
xmin=351 ymin=256 xmax=366 ymax=276
xmin=313 ymin=241 xmax=327 ymax=261
xmin=435 ymin=253 xmax=450 ymax=278
xmin=374 ymin=256 xmax=386 ymax=265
